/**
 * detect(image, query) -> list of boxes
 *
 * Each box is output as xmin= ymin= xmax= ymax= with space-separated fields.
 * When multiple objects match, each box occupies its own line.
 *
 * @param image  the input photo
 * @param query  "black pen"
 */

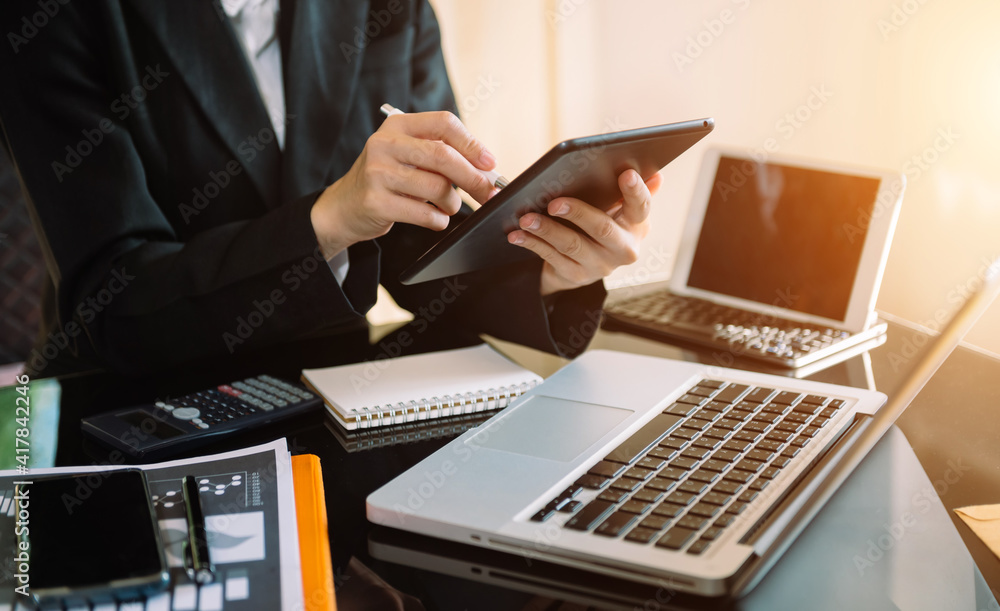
xmin=182 ymin=474 xmax=215 ymax=584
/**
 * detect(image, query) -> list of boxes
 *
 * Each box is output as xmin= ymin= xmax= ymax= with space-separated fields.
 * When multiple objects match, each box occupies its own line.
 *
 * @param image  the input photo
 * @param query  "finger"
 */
xmin=518 ymin=211 xmax=606 ymax=268
xmin=385 ymin=110 xmax=496 ymax=171
xmin=380 ymin=192 xmax=452 ymax=232
xmin=507 ymin=229 xmax=582 ymax=278
xmin=384 ymin=164 xmax=462 ymax=216
xmin=617 ymin=170 xmax=657 ymax=227
xmin=544 ymin=199 xmax=636 ymax=263
xmin=394 ymin=134 xmax=495 ymax=204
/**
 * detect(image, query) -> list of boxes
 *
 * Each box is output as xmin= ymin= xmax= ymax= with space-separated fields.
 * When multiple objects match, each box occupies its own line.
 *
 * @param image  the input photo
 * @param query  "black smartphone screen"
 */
xmin=24 ymin=469 xmax=166 ymax=592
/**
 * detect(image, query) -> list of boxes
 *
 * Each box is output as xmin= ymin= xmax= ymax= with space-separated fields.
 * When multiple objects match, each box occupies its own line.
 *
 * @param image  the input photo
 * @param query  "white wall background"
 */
xmin=377 ymin=0 xmax=1000 ymax=355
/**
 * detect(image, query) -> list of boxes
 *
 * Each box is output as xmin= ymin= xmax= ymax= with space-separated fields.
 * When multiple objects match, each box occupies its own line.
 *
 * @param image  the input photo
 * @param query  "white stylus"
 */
xmin=379 ymin=103 xmax=510 ymax=189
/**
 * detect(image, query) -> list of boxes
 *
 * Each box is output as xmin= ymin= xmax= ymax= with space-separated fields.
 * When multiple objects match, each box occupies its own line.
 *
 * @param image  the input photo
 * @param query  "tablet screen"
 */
xmin=686 ymin=156 xmax=881 ymax=322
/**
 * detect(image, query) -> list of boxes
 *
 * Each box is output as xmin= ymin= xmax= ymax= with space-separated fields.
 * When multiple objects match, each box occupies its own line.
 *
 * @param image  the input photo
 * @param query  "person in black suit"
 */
xmin=0 ymin=0 xmax=660 ymax=377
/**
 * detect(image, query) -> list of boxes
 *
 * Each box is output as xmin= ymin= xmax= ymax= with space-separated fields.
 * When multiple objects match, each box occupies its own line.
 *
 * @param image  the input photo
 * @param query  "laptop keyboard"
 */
xmin=603 ymin=291 xmax=853 ymax=364
xmin=529 ymin=379 xmax=845 ymax=556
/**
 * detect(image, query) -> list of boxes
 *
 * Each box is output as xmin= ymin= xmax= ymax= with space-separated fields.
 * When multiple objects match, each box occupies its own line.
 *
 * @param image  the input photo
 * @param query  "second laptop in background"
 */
xmin=604 ymin=147 xmax=905 ymax=369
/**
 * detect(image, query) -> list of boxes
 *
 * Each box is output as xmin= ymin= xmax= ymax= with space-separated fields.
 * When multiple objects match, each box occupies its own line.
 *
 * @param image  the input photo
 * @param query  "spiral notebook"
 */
xmin=302 ymin=344 xmax=543 ymax=431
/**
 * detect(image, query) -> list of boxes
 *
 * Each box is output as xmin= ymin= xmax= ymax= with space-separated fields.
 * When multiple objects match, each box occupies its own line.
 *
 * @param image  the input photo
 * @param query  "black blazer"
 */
xmin=0 ymin=0 xmax=604 ymax=376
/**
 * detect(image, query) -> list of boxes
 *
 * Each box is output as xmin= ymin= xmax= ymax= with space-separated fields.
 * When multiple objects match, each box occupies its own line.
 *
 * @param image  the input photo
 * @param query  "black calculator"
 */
xmin=81 ymin=374 xmax=322 ymax=458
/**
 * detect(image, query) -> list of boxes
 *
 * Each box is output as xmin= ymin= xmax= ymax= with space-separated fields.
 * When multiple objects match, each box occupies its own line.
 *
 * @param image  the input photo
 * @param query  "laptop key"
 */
xmin=531 ymin=507 xmax=556 ymax=522
xmin=621 ymin=500 xmax=653 ymax=515
xmin=595 ymin=510 xmax=639 ymax=537
xmin=598 ymin=489 xmax=629 ymax=504
xmin=723 ymin=439 xmax=752 ymax=453
xmin=588 ymin=460 xmax=626 ymax=478
xmin=660 ymin=436 xmax=689 ymax=451
xmin=646 ymin=477 xmax=678 ymax=492
xmin=678 ymin=480 xmax=707 ymax=494
xmin=666 ymin=491 xmax=697 ymax=506
xmin=625 ymin=526 xmax=661 ymax=544
xmin=670 ymin=456 xmax=700 ymax=470
xmin=686 ymin=539 xmax=711 ymax=555
xmin=565 ymin=500 xmax=616 ymax=531
xmin=575 ymin=475 xmax=610 ymax=490
xmin=701 ymin=526 xmax=724 ymax=540
xmin=714 ymin=384 xmax=750 ymax=403
xmin=693 ymin=437 xmax=722 ymax=450
xmin=689 ymin=468 xmax=719 ymax=483
xmin=712 ymin=481 xmax=742 ymax=495
xmin=665 ymin=402 xmax=698 ymax=417
xmin=688 ymin=385 xmax=718 ymax=398
xmin=639 ymin=514 xmax=670 ymax=530
xmin=647 ymin=447 xmax=677 ymax=461
xmin=801 ymin=394 xmax=828 ymax=405
xmin=610 ymin=477 xmax=644 ymax=492
xmin=700 ymin=491 xmax=732 ymax=506
xmin=634 ymin=488 xmax=665 ymax=504
xmin=624 ymin=466 xmax=655 ymax=481
xmin=604 ymin=413 xmax=684 ymax=465
xmin=744 ymin=387 xmax=776 ymax=403
xmin=637 ymin=456 xmax=666 ymax=470
xmin=653 ymin=502 xmax=685 ymax=518
xmin=689 ymin=502 xmax=721 ymax=518
xmin=656 ymin=527 xmax=697 ymax=550
xmin=700 ymin=379 xmax=725 ymax=388
xmin=771 ymin=391 xmax=801 ymax=405
xmin=676 ymin=394 xmax=708 ymax=406
xmin=677 ymin=514 xmax=708 ymax=530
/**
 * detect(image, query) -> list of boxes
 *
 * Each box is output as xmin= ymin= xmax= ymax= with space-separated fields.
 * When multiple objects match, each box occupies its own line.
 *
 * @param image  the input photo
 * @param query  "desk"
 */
xmin=14 ymin=315 xmax=1000 ymax=609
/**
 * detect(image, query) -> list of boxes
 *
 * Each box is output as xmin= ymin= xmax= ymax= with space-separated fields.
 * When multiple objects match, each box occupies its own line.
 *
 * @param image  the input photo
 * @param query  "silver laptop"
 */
xmin=367 ymin=259 xmax=999 ymax=597
xmin=604 ymin=147 xmax=906 ymax=368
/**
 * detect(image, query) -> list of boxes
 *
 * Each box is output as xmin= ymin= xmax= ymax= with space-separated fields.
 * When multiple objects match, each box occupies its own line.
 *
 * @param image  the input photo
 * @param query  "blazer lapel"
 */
xmin=126 ymin=0 xmax=283 ymax=210
xmin=278 ymin=0 xmax=369 ymax=201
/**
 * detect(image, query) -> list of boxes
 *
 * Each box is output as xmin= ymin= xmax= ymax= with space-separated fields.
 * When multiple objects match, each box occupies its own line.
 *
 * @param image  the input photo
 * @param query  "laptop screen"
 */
xmin=686 ymin=156 xmax=881 ymax=322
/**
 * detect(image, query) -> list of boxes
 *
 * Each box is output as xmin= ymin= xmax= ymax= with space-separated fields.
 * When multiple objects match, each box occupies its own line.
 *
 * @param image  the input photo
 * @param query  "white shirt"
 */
xmin=223 ymin=0 xmax=351 ymax=285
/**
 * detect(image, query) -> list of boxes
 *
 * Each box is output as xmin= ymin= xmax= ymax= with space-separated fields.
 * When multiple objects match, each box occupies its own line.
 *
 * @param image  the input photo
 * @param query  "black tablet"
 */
xmin=399 ymin=118 xmax=715 ymax=284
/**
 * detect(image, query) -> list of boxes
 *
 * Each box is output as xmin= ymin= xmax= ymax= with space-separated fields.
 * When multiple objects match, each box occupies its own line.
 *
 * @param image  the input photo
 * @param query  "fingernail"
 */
xmin=479 ymin=149 xmax=496 ymax=168
xmin=626 ymin=171 xmax=639 ymax=187
xmin=508 ymin=232 xmax=524 ymax=245
xmin=520 ymin=215 xmax=539 ymax=230
xmin=552 ymin=201 xmax=569 ymax=216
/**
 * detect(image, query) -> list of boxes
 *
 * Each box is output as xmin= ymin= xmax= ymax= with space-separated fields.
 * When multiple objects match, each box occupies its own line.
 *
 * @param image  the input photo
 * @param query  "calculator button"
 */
xmin=192 ymin=418 xmax=203 ymax=425
xmin=197 ymin=423 xmax=209 ymax=429
xmin=172 ymin=407 xmax=200 ymax=421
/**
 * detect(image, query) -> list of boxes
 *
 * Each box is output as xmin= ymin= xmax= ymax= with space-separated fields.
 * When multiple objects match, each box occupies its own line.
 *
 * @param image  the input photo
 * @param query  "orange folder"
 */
xmin=292 ymin=454 xmax=336 ymax=611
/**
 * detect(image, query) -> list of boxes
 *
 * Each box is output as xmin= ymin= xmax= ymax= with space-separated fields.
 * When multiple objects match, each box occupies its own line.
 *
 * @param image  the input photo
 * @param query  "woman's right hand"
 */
xmin=309 ymin=110 xmax=500 ymax=259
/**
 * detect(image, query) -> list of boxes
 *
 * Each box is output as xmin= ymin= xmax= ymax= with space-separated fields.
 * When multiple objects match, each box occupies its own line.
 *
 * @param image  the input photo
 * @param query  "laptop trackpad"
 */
xmin=466 ymin=395 xmax=632 ymax=462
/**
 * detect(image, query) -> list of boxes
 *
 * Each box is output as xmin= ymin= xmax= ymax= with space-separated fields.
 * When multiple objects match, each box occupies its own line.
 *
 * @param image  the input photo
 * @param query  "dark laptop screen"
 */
xmin=686 ymin=156 xmax=881 ymax=322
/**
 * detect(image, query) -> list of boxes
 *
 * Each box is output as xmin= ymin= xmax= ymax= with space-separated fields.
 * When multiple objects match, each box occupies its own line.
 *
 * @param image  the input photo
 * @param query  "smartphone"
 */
xmin=18 ymin=469 xmax=169 ymax=603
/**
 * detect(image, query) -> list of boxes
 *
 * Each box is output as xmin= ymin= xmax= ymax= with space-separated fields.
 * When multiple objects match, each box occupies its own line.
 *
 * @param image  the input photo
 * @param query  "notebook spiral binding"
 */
xmin=350 ymin=379 xmax=539 ymax=429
